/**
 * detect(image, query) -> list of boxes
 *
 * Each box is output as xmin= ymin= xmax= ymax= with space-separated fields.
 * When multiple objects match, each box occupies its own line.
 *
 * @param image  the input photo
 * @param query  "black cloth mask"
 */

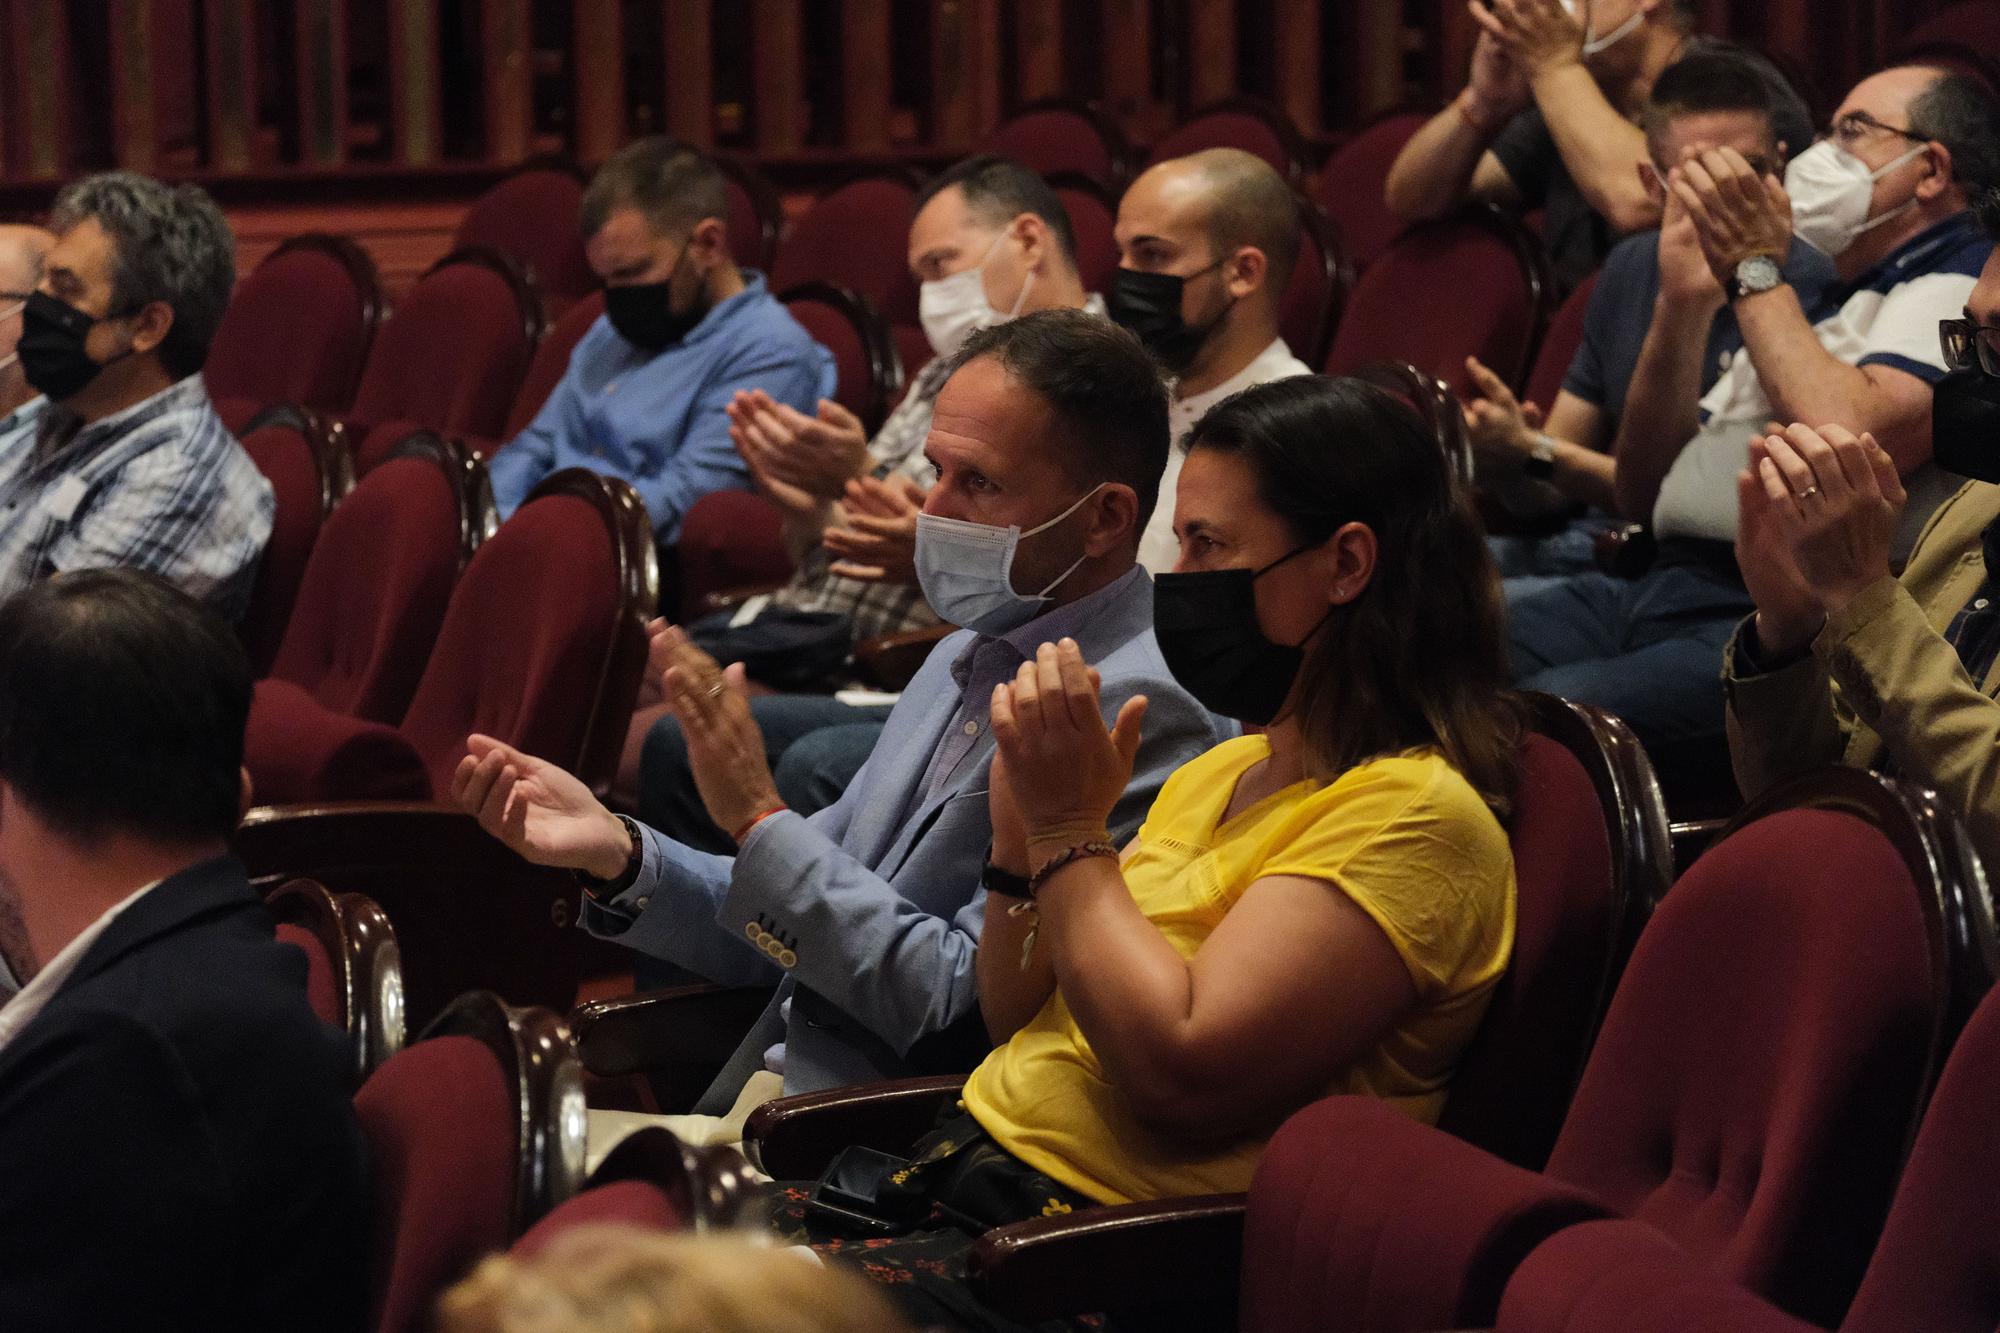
xmin=604 ymin=246 xmax=709 ymax=352
xmin=1152 ymin=546 xmax=1332 ymax=725
xmin=1934 ymin=367 xmax=2000 ymax=484
xmin=1107 ymin=261 xmax=1231 ymax=373
xmin=19 ymin=291 xmax=131 ymax=402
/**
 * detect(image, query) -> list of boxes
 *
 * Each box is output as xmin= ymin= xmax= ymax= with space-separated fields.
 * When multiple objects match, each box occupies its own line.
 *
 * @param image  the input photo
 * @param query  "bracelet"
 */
xmin=1456 ymin=90 xmax=1501 ymax=136
xmin=575 ymin=814 xmax=643 ymax=904
xmin=1028 ymin=840 xmax=1118 ymax=897
xmin=981 ymin=853 xmax=1033 ymax=900
xmin=731 ymin=804 xmax=788 ymax=845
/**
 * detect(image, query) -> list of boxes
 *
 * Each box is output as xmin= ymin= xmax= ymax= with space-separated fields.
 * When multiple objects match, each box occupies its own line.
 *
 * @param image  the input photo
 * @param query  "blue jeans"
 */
xmin=1507 ymin=559 xmax=1752 ymax=749
xmin=1490 ymin=515 xmax=1615 ymax=606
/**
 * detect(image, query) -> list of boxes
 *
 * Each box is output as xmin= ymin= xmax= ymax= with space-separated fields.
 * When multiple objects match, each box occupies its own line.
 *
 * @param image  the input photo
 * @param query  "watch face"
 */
xmin=1737 ymin=256 xmax=1782 ymax=291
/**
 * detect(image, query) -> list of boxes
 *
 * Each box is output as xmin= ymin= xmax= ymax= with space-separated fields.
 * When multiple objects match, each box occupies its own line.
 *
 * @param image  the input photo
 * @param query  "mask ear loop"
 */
xmin=1854 ymin=143 xmax=1934 ymax=237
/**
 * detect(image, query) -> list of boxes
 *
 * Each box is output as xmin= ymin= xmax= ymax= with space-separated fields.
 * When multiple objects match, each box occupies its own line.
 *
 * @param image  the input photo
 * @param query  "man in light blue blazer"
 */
xmin=454 ymin=311 xmax=1228 ymax=1114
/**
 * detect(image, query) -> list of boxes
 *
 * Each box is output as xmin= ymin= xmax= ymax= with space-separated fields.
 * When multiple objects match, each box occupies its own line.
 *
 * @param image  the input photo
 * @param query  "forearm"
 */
xmin=1528 ymin=64 xmax=1658 ymax=233
xmin=1733 ymin=287 xmax=1930 ymax=470
xmin=1384 ymin=102 xmax=1502 ymax=222
xmin=977 ymin=891 xmax=1054 ymax=1044
xmin=779 ymin=499 xmax=838 ymax=566
xmin=1612 ymin=298 xmax=1718 ymax=520
xmin=1723 ymin=622 xmax=1849 ymax=799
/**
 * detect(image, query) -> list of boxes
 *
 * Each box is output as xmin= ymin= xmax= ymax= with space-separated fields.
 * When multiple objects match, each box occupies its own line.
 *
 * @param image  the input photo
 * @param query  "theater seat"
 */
xmin=1281 ymin=192 xmax=1349 ymax=370
xmin=512 ymin=1126 xmax=767 ymax=1255
xmin=235 ymin=406 xmax=353 ymax=675
xmin=267 ymin=878 xmax=405 ymax=1084
xmin=718 ymin=153 xmax=784 ymax=272
xmin=1524 ymin=269 xmax=1602 ymax=415
xmin=1146 ymin=95 xmax=1308 ymax=182
xmin=454 ymin=158 xmax=595 ymax=310
xmin=778 ymin=281 xmax=902 ymax=435
xmin=205 ymin=233 xmax=386 ymax=431
xmin=1048 ymin=173 xmax=1120 ymax=297
xmin=674 ymin=490 xmax=795 ymax=624
xmin=980 ymin=98 xmax=1134 ymax=190
xmin=1312 ymin=109 xmax=1431 ymax=273
xmin=770 ymin=169 xmax=922 ymax=328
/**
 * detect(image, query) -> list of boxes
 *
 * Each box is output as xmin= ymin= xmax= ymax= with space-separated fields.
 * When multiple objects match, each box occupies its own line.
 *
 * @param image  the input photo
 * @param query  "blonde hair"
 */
xmin=436 ymin=1226 xmax=913 ymax=1333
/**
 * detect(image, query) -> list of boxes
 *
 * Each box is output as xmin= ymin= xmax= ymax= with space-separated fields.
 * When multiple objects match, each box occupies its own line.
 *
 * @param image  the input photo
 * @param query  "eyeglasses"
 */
xmin=1821 ymin=110 xmax=1926 ymax=150
xmin=1941 ymin=317 xmax=2000 ymax=377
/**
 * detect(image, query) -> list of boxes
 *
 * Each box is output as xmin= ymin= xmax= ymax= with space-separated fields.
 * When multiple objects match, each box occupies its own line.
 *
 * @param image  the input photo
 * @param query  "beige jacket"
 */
xmin=1725 ymin=478 xmax=2000 ymax=861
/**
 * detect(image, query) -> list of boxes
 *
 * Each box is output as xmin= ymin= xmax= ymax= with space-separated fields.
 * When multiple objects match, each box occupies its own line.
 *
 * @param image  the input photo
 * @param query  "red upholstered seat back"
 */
xmin=1325 ymin=211 xmax=1547 ymax=398
xmin=455 ymin=167 xmax=594 ymax=304
xmin=676 ymin=489 xmax=794 ymax=622
xmin=350 ymin=257 xmax=540 ymax=441
xmin=510 ymin=1180 xmax=689 ymax=1258
xmin=781 ymin=284 xmax=892 ymax=430
xmin=1435 ymin=731 xmax=1617 ymax=1169
xmin=397 ymin=490 xmax=626 ymax=794
xmin=1148 ymin=102 xmax=1302 ymax=180
xmin=771 ymin=174 xmax=921 ymax=327
xmin=505 ymin=291 xmax=607 ymax=442
xmin=1896 ymin=2 xmax=2000 ymax=87
xmin=1525 ymin=269 xmax=1600 ymax=415
xmin=982 ymin=105 xmax=1127 ymax=187
xmin=275 ymin=920 xmax=343 ymax=1031
xmin=237 ymin=422 xmax=331 ymax=674
xmin=270 ymin=453 xmax=467 ymax=722
xmin=1280 ymin=196 xmax=1344 ymax=369
xmin=355 ymin=1035 xmax=517 ymax=1333
xmin=1545 ymin=810 xmax=1939 ymax=1322
xmin=1313 ymin=111 xmax=1429 ymax=272
xmin=1052 ymin=178 xmax=1119 ymax=296
xmin=207 ymin=239 xmax=379 ymax=416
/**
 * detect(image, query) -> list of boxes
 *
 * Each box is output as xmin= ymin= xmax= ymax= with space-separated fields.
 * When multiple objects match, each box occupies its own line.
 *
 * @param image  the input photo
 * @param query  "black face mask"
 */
xmin=1107 ymin=261 xmax=1231 ymax=374
xmin=19 ymin=291 xmax=131 ymax=402
xmin=603 ymin=246 xmax=708 ymax=352
xmin=1934 ymin=367 xmax=2000 ymax=484
xmin=1152 ymin=547 xmax=1332 ymax=726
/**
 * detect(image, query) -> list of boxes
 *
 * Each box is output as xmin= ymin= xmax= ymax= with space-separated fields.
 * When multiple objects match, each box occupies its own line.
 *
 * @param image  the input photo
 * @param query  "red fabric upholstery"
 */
xmin=397 ymin=491 xmax=626 ymax=795
xmin=455 ymin=168 xmax=594 ymax=304
xmin=206 ymin=241 xmax=377 ymax=416
xmin=1279 ymin=198 xmax=1341 ymax=368
xmin=893 ymin=323 xmax=933 ymax=392
xmin=510 ymin=1180 xmax=688 ymax=1258
xmin=275 ymin=920 xmax=343 ymax=1032
xmin=1324 ymin=213 xmax=1545 ymax=397
xmin=237 ymin=423 xmax=329 ymax=675
xmin=1525 ymin=270 xmax=1600 ymax=415
xmin=722 ymin=175 xmax=769 ymax=272
xmin=214 ymin=395 xmax=265 ymax=434
xmin=982 ymin=107 xmax=1125 ymax=187
xmin=244 ymin=677 xmax=433 ymax=804
xmin=351 ymin=420 xmax=428 ymax=475
xmin=1312 ymin=112 xmax=1429 ymax=272
xmin=505 ymin=291 xmax=605 ymax=443
xmin=1497 ymin=1218 xmax=1814 ymax=1333
xmin=349 ymin=260 xmax=539 ymax=446
xmin=770 ymin=175 xmax=921 ymax=327
xmin=1147 ymin=107 xmax=1300 ymax=179
xmin=781 ymin=288 xmax=878 ymax=427
xmin=355 ymin=1035 xmax=518 ymax=1333
xmin=1053 ymin=181 xmax=1119 ymax=296
xmin=675 ymin=490 xmax=793 ymax=623
xmin=269 ymin=453 xmax=468 ymax=722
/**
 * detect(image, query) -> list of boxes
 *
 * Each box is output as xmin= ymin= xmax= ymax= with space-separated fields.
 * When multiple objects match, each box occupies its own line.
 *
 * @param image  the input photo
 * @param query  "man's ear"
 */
xmin=1011 ymin=212 xmax=1047 ymax=273
xmin=1916 ymin=141 xmax=1955 ymax=203
xmin=1083 ymin=483 xmax=1140 ymax=558
xmin=126 ymin=300 xmax=174 ymax=357
xmin=689 ymin=216 xmax=730 ymax=267
xmin=1225 ymin=246 xmax=1268 ymax=299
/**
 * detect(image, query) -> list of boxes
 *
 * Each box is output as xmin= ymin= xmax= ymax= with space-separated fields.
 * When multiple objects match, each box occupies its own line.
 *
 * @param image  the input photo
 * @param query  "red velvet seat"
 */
xmin=673 ymin=489 xmax=795 ymax=623
xmin=1524 ymin=269 xmax=1601 ymax=416
xmin=1048 ymin=173 xmax=1120 ymax=297
xmin=779 ymin=281 xmax=902 ymax=435
xmin=1281 ymin=192 xmax=1350 ymax=369
xmin=345 ymin=248 xmax=547 ymax=473
xmin=498 ymin=290 xmax=607 ymax=446
xmin=236 ymin=407 xmax=353 ymax=674
xmin=395 ymin=468 xmax=657 ymax=798
xmin=1894 ymin=1 xmax=2000 ymax=89
xmin=1324 ymin=204 xmax=1555 ymax=399
xmin=454 ymin=159 xmax=594 ymax=309
xmin=979 ymin=99 xmax=1133 ymax=190
xmin=267 ymin=878 xmax=405 ymax=1083
xmin=718 ymin=153 xmax=784 ymax=272
xmin=1312 ymin=110 xmax=1430 ymax=273
xmin=1146 ymin=96 xmax=1309 ymax=182
xmin=1239 ymin=768 xmax=1956 ymax=1332
xmin=206 ymin=233 xmax=385 ymax=431
xmin=770 ymin=170 xmax=922 ymax=328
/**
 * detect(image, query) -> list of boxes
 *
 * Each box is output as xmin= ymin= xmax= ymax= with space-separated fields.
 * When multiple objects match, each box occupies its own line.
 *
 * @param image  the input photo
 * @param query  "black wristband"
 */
xmin=575 ymin=814 xmax=644 ymax=904
xmin=981 ymin=860 xmax=1032 ymax=899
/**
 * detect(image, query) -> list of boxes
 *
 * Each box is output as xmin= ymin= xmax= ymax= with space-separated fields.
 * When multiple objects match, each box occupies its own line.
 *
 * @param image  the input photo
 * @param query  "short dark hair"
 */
xmin=916 ymin=155 xmax=1079 ymax=267
xmin=1909 ymin=70 xmax=2000 ymax=197
xmin=1187 ymin=377 xmax=1520 ymax=812
xmin=1186 ymin=149 xmax=1301 ymax=294
xmin=49 ymin=172 xmax=235 ymax=380
xmin=579 ymin=137 xmax=731 ymax=243
xmin=1642 ymin=45 xmax=1810 ymax=165
xmin=0 ymin=569 xmax=250 ymax=844
xmin=945 ymin=309 xmax=1170 ymax=533
xmin=1977 ymin=184 xmax=2000 ymax=240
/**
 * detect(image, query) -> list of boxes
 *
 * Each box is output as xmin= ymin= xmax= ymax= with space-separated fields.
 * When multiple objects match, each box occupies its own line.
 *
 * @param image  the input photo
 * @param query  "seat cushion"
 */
xmin=244 ymin=678 xmax=432 ymax=805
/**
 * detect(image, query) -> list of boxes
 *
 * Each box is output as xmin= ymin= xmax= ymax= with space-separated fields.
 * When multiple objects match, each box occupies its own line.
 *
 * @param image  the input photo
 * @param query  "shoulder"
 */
xmin=1295 ymin=751 xmax=1510 ymax=863
xmin=0 ymin=1003 xmax=192 ymax=1114
xmin=1598 ymin=231 xmax=1660 ymax=287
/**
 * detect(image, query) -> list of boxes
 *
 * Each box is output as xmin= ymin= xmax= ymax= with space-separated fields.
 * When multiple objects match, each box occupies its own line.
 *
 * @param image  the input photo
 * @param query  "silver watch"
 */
xmin=1726 ymin=254 xmax=1784 ymax=303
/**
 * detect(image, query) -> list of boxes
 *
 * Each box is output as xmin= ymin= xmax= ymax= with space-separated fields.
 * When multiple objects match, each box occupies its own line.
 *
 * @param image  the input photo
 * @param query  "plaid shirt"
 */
xmin=0 ymin=376 xmax=274 ymax=621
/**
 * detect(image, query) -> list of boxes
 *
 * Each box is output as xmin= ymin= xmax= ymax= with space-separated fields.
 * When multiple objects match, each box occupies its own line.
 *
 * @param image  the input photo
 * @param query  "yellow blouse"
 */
xmin=961 ymin=735 xmax=1516 ymax=1205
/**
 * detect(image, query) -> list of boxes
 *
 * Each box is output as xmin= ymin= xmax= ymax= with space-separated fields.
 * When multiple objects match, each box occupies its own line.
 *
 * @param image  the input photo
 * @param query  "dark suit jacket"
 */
xmin=0 ymin=854 xmax=371 ymax=1331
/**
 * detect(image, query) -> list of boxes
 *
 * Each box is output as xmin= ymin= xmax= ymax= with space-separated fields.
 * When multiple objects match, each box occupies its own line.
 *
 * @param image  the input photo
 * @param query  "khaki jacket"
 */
xmin=1725 ymin=478 xmax=2000 ymax=862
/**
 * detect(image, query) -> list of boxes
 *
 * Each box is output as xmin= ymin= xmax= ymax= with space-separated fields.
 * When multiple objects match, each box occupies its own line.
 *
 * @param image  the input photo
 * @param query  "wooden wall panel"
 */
xmin=296 ymin=0 xmax=349 ymax=168
xmin=752 ymin=0 xmax=804 ymax=153
xmin=1015 ymin=0 xmax=1063 ymax=104
xmin=1102 ymin=0 xmax=1156 ymax=138
xmin=573 ymin=0 xmax=626 ymax=163
xmin=931 ymin=0 xmax=1001 ymax=151
xmin=664 ymin=0 xmax=715 ymax=147
xmin=388 ymin=0 xmax=443 ymax=165
xmin=109 ymin=0 xmax=164 ymax=173
xmin=842 ymin=0 xmax=892 ymax=151
xmin=1187 ymin=0 xmax=1238 ymax=109
xmin=1273 ymin=0 xmax=1322 ymax=134
xmin=203 ymin=0 xmax=259 ymax=170
xmin=480 ymin=0 xmax=532 ymax=164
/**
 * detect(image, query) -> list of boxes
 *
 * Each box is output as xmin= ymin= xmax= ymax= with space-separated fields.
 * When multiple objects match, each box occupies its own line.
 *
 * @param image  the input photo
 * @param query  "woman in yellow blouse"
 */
xmin=800 ymin=375 xmax=1518 ymax=1329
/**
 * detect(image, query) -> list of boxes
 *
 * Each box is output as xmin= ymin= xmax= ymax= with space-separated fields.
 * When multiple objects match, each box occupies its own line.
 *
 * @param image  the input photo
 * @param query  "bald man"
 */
xmin=0 ymin=226 xmax=54 ymax=433
xmin=1108 ymin=149 xmax=1312 ymax=572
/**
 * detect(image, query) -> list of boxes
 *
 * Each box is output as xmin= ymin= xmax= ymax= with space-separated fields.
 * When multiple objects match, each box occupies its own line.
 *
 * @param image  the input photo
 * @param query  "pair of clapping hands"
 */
xmin=724 ymin=389 xmax=925 ymax=584
xmin=1461 ymin=0 xmax=1598 ymax=121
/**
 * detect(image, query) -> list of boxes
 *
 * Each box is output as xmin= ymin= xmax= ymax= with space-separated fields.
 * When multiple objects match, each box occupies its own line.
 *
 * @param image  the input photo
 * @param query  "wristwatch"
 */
xmin=575 ymin=813 xmax=644 ymax=903
xmin=1523 ymin=432 xmax=1559 ymax=480
xmin=1725 ymin=254 xmax=1785 ymax=303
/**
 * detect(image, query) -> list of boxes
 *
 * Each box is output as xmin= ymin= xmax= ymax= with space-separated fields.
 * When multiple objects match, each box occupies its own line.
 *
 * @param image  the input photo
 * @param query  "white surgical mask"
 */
xmin=1560 ymin=0 xmax=1643 ymax=57
xmin=918 ymin=230 xmax=1034 ymax=361
xmin=1785 ymin=139 xmax=1927 ymax=258
xmin=914 ymin=484 xmax=1103 ymax=634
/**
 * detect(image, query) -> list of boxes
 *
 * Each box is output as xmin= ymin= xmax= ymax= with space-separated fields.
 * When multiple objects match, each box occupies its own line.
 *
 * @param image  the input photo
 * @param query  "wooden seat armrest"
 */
xmin=1669 ymin=817 xmax=1731 ymax=875
xmin=968 ymin=1193 xmax=1247 ymax=1323
xmin=742 ymin=1074 xmax=969 ymax=1180
xmin=853 ymin=623 xmax=955 ymax=692
xmin=570 ymin=984 xmax=775 ymax=1113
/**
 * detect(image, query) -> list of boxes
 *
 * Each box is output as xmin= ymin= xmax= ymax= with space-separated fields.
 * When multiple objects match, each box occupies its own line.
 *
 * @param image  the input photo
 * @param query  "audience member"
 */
xmin=624 ymin=156 xmax=1102 ymax=836
xmin=487 ymin=138 xmax=834 ymax=541
xmin=1471 ymin=45 xmax=1830 ymax=600
xmin=0 ymin=226 xmax=51 ymax=432
xmin=1726 ymin=187 xmax=2000 ymax=861
xmin=0 ymin=569 xmax=369 ymax=1329
xmin=439 ymin=1226 xmax=913 ymax=1333
xmin=1110 ymin=148 xmax=1312 ymax=573
xmin=0 ymin=173 xmax=271 ymax=619
xmin=782 ymin=376 xmax=1517 ymax=1329
xmin=1509 ymin=67 xmax=2000 ymax=751
xmin=1385 ymin=0 xmax=1812 ymax=291
xmin=453 ymin=312 xmax=1226 ymax=1129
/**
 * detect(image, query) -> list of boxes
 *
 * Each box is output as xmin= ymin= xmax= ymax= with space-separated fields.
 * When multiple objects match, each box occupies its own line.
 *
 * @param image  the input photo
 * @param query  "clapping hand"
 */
xmin=726 ymin=390 xmax=871 ymax=504
xmin=1462 ymin=7 xmax=1531 ymax=121
xmin=1669 ymin=148 xmax=1792 ymax=287
xmin=1750 ymin=423 xmax=1905 ymax=622
xmin=989 ymin=639 xmax=1147 ymax=866
xmin=824 ymin=474 xmax=926 ymax=584
xmin=650 ymin=621 xmax=786 ymax=838
xmin=452 ymin=735 xmax=632 ymax=878
xmin=1470 ymin=0 xmax=1587 ymax=77
xmin=1462 ymin=355 xmax=1544 ymax=469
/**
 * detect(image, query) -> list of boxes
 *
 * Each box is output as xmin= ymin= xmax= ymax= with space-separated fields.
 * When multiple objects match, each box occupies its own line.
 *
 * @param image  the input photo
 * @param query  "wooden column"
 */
xmin=930 ymin=0 xmax=1001 ymax=151
xmin=389 ymin=0 xmax=443 ymax=165
xmin=842 ymin=0 xmax=892 ymax=151
xmin=295 ymin=0 xmax=349 ymax=168
xmin=752 ymin=0 xmax=804 ymax=154
xmin=202 ymin=0 xmax=259 ymax=170
xmin=573 ymin=0 xmax=625 ymax=163
xmin=3 ymin=0 xmax=70 ymax=179
xmin=664 ymin=0 xmax=714 ymax=147
xmin=1186 ymin=0 xmax=1237 ymax=109
xmin=1015 ymin=0 xmax=1063 ymax=104
xmin=1272 ymin=0 xmax=1321 ymax=135
xmin=1343 ymin=0 xmax=1405 ymax=119
xmin=481 ymin=0 xmax=532 ymax=163
xmin=108 ymin=0 xmax=164 ymax=172
xmin=1102 ymin=0 xmax=1155 ymax=140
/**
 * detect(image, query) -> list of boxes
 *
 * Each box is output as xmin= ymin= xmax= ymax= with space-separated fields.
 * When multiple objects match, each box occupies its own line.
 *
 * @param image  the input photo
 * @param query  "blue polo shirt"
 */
xmin=488 ymin=271 xmax=836 ymax=541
